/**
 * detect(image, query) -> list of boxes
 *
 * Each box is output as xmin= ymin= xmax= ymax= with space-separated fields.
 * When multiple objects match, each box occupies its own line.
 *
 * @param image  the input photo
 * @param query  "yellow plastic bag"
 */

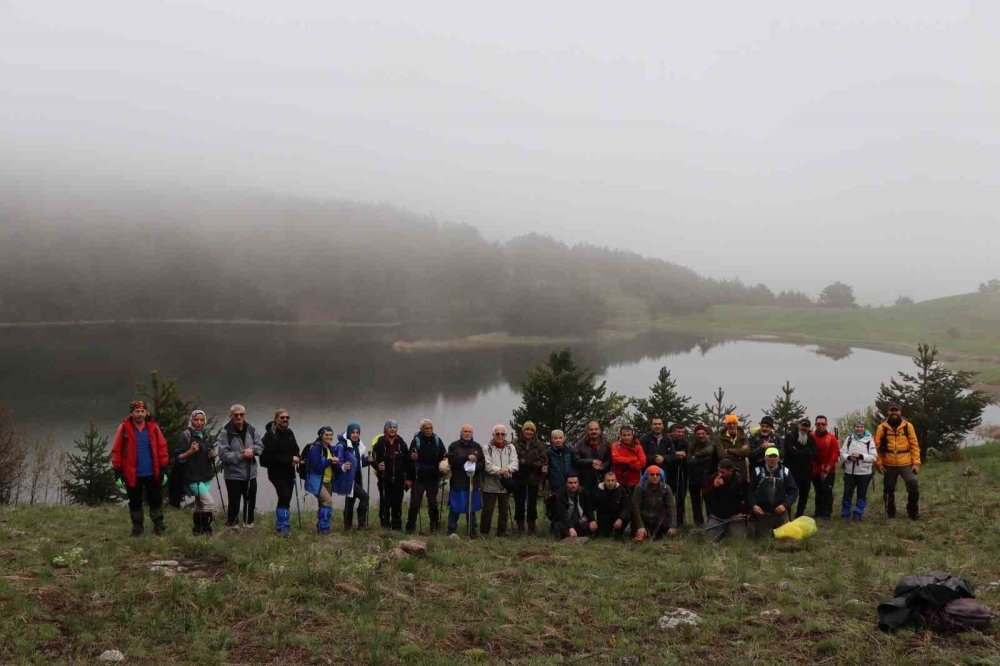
xmin=772 ymin=516 xmax=817 ymax=541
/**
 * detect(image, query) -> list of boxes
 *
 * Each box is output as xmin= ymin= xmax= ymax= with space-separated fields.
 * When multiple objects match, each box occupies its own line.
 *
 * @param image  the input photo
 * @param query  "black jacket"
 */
xmin=573 ymin=436 xmax=611 ymax=493
xmin=261 ymin=422 xmax=299 ymax=481
xmin=552 ymin=487 xmax=595 ymax=531
xmin=702 ymin=471 xmax=747 ymax=519
xmin=748 ymin=431 xmax=784 ymax=468
xmin=749 ymin=463 xmax=799 ymax=514
xmin=371 ymin=434 xmax=410 ymax=487
xmin=783 ymin=431 xmax=817 ymax=479
xmin=173 ymin=427 xmax=216 ymax=484
xmin=447 ymin=438 xmax=485 ymax=492
xmin=594 ymin=482 xmax=630 ymax=533
xmin=639 ymin=432 xmax=669 ymax=470
xmin=408 ymin=432 xmax=445 ymax=484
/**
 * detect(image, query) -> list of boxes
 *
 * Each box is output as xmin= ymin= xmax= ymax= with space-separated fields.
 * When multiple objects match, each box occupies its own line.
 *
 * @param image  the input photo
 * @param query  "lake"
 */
xmin=2 ymin=323 xmax=996 ymax=509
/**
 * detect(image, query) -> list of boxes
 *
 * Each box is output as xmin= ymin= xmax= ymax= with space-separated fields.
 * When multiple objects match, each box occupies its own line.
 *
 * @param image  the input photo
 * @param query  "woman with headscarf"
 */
xmin=333 ymin=423 xmax=370 ymax=531
xmin=173 ymin=409 xmax=219 ymax=535
xmin=840 ymin=420 xmax=876 ymax=521
xmin=304 ymin=426 xmax=338 ymax=534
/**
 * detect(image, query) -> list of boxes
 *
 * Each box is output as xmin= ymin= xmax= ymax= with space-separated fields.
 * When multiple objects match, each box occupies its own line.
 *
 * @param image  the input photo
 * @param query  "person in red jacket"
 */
xmin=810 ymin=415 xmax=839 ymax=519
xmin=111 ymin=400 xmax=170 ymax=536
xmin=611 ymin=425 xmax=647 ymax=493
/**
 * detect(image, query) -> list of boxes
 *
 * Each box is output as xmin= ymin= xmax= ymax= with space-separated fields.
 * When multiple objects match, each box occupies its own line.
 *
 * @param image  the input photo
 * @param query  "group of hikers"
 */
xmin=110 ymin=400 xmax=922 ymax=541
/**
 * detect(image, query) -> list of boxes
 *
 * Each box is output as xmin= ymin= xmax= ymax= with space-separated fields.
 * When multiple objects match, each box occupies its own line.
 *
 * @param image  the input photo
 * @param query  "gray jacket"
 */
xmin=482 ymin=441 xmax=519 ymax=494
xmin=218 ymin=421 xmax=264 ymax=481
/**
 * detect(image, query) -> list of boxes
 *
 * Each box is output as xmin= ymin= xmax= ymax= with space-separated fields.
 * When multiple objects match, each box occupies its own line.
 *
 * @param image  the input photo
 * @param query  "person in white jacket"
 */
xmin=840 ymin=420 xmax=877 ymax=521
xmin=481 ymin=424 xmax=519 ymax=537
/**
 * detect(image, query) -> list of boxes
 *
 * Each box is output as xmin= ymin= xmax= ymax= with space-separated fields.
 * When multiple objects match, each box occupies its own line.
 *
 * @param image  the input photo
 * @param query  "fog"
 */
xmin=2 ymin=1 xmax=998 ymax=303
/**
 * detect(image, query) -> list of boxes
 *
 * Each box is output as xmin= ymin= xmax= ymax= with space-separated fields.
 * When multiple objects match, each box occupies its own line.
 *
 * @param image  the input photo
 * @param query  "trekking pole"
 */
xmin=365 ymin=456 xmax=371 ymax=528
xmin=244 ymin=452 xmax=252 ymax=527
xmin=293 ymin=471 xmax=303 ymax=529
xmin=465 ymin=461 xmax=476 ymax=537
xmin=684 ymin=516 xmax=742 ymax=538
xmin=214 ymin=461 xmax=227 ymax=518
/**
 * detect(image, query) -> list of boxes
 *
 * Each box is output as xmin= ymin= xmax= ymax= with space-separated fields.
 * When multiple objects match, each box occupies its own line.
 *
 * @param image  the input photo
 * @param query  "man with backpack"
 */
xmin=875 ymin=404 xmax=921 ymax=520
xmin=406 ymin=419 xmax=446 ymax=533
xmin=631 ymin=465 xmax=678 ymax=542
xmin=371 ymin=419 xmax=409 ymax=530
xmin=748 ymin=447 xmax=798 ymax=538
xmin=111 ymin=400 xmax=169 ymax=536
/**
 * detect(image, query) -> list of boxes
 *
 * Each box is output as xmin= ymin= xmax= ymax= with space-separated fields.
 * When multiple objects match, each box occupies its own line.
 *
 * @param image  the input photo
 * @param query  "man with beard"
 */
xmin=594 ymin=468 xmax=630 ymax=539
xmin=748 ymin=416 xmax=783 ymax=468
xmin=260 ymin=408 xmax=298 ymax=536
xmin=875 ymin=404 xmax=921 ymax=520
xmin=783 ymin=418 xmax=817 ymax=518
xmin=551 ymin=472 xmax=597 ymax=538
xmin=811 ymin=415 xmax=839 ymax=519
xmin=574 ymin=420 xmax=611 ymax=496
xmin=631 ymin=465 xmax=678 ymax=542
xmin=371 ymin=419 xmax=409 ymax=530
xmin=686 ymin=423 xmax=717 ymax=527
xmin=749 ymin=448 xmax=798 ymax=538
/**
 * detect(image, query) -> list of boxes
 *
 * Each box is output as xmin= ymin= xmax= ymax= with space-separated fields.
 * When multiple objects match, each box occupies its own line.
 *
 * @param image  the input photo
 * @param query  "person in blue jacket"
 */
xmin=304 ymin=427 xmax=338 ymax=534
xmin=333 ymin=423 xmax=370 ymax=531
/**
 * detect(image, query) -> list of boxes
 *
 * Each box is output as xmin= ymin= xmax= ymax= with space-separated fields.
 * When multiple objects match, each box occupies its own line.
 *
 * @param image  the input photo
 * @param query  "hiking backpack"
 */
xmin=298 ymin=442 xmax=312 ymax=480
xmin=925 ymin=598 xmax=995 ymax=632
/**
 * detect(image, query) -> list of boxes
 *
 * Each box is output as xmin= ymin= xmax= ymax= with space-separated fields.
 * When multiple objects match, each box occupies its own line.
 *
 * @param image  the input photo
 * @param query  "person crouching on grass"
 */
xmin=631 ymin=465 xmax=678 ymax=542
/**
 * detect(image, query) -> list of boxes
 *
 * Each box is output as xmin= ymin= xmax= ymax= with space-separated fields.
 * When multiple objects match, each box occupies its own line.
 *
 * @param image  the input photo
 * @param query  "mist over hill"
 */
xmin=0 ymin=183 xmax=778 ymax=334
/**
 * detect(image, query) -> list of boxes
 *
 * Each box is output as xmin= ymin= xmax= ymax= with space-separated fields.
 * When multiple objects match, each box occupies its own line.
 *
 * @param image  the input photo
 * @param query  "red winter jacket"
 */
xmin=811 ymin=431 xmax=840 ymax=475
xmin=611 ymin=441 xmax=647 ymax=489
xmin=111 ymin=418 xmax=169 ymax=488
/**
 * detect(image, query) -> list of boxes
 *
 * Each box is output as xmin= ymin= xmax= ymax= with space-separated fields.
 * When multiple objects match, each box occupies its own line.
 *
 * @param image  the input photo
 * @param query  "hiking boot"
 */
xmin=192 ymin=512 xmax=203 ymax=536
xmin=515 ymin=522 xmax=525 ymax=535
xmin=130 ymin=525 xmax=143 ymax=537
xmin=153 ymin=522 xmax=166 ymax=536
xmin=527 ymin=522 xmax=537 ymax=535
xmin=885 ymin=493 xmax=896 ymax=519
xmin=202 ymin=513 xmax=214 ymax=535
xmin=906 ymin=496 xmax=919 ymax=520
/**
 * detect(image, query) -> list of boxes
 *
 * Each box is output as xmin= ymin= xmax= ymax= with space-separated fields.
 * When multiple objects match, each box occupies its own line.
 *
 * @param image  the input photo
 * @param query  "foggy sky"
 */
xmin=2 ymin=1 xmax=998 ymax=304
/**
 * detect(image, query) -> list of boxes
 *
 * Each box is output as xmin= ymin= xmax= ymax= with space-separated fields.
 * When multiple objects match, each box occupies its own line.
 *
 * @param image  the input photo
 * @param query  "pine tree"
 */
xmin=630 ymin=366 xmax=698 ymax=434
xmin=137 ymin=371 xmax=213 ymax=447
xmin=63 ymin=422 xmax=122 ymax=506
xmin=876 ymin=343 xmax=992 ymax=457
xmin=765 ymin=381 xmax=808 ymax=438
xmin=699 ymin=387 xmax=749 ymax=434
xmin=511 ymin=348 xmax=629 ymax=442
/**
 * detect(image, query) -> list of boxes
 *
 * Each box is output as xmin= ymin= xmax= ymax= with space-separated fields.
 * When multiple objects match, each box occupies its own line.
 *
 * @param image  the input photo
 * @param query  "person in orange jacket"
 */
xmin=111 ymin=400 xmax=170 ymax=536
xmin=875 ymin=404 xmax=921 ymax=519
xmin=611 ymin=425 xmax=647 ymax=493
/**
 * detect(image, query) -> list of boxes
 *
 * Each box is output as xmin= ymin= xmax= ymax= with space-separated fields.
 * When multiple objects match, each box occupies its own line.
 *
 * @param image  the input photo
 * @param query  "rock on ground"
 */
xmin=658 ymin=608 xmax=702 ymax=631
xmin=398 ymin=540 xmax=428 ymax=557
xmin=98 ymin=649 xmax=125 ymax=662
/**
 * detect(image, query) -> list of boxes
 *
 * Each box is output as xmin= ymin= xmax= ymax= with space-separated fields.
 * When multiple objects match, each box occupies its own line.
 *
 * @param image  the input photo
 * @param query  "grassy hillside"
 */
xmin=661 ymin=291 xmax=1000 ymax=386
xmin=2 ymin=445 xmax=999 ymax=664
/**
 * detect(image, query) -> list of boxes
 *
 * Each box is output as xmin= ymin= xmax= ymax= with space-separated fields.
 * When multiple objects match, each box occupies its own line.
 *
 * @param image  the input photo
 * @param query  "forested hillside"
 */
xmin=0 ymin=186 xmax=773 ymax=334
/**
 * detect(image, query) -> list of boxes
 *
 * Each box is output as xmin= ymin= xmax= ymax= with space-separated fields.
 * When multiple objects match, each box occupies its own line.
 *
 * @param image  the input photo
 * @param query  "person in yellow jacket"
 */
xmin=875 ymin=404 xmax=921 ymax=520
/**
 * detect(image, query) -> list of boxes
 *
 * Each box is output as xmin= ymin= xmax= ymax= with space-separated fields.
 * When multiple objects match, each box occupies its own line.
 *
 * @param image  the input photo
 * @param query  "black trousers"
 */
xmin=126 ymin=476 xmax=164 ymax=529
xmin=553 ymin=517 xmax=594 ymax=538
xmin=225 ymin=478 xmax=257 ymax=526
xmin=376 ymin=477 xmax=389 ymax=527
xmin=406 ymin=480 xmax=440 ymax=530
xmin=344 ymin=481 xmax=370 ymax=529
xmin=812 ymin=472 xmax=835 ymax=518
xmin=792 ymin=473 xmax=812 ymax=518
xmin=270 ymin=474 xmax=294 ymax=510
xmin=382 ymin=480 xmax=406 ymax=530
xmin=686 ymin=474 xmax=708 ymax=526
xmin=667 ymin=464 xmax=687 ymax=526
xmin=513 ymin=483 xmax=540 ymax=525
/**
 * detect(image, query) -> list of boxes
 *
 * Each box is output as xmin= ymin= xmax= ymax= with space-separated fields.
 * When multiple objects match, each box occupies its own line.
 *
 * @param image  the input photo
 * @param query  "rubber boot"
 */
xmin=275 ymin=508 xmax=290 ymax=536
xmin=841 ymin=498 xmax=852 ymax=519
xmin=192 ymin=512 xmax=203 ymax=535
xmin=318 ymin=507 xmax=333 ymax=534
xmin=853 ymin=499 xmax=867 ymax=522
xmin=906 ymin=493 xmax=919 ymax=520
xmin=885 ymin=492 xmax=896 ymax=519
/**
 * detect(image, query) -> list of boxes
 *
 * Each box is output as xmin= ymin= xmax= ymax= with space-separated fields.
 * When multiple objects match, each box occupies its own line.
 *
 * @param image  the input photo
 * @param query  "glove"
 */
xmin=114 ymin=470 xmax=126 ymax=491
xmin=161 ymin=472 xmax=169 ymax=487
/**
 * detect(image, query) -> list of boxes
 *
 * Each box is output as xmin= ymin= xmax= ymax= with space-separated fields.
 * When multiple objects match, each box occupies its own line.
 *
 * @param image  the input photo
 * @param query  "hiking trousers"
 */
xmin=841 ymin=473 xmax=872 ymax=517
xmin=382 ymin=481 xmax=405 ymax=530
xmin=270 ymin=474 xmax=294 ymax=510
xmin=706 ymin=514 xmax=747 ymax=543
xmin=225 ymin=478 xmax=257 ymax=526
xmin=883 ymin=465 xmax=919 ymax=518
xmin=344 ymin=481 xmax=370 ymax=529
xmin=126 ymin=475 xmax=164 ymax=532
xmin=812 ymin=472 xmax=835 ymax=518
xmin=480 ymin=491 xmax=510 ymax=536
xmin=406 ymin=480 xmax=440 ymax=531
xmin=792 ymin=473 xmax=812 ymax=518
xmin=513 ymin=483 xmax=540 ymax=526
xmin=749 ymin=511 xmax=788 ymax=539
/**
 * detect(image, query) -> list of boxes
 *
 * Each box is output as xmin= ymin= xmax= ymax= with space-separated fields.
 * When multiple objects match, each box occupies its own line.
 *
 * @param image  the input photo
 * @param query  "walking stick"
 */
xmin=293 ymin=473 xmax=303 ymax=529
xmin=243 ymin=454 xmax=252 ymax=526
xmin=365 ymin=456 xmax=371 ymax=528
xmin=465 ymin=461 xmax=476 ymax=537
xmin=684 ymin=515 xmax=743 ymax=538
